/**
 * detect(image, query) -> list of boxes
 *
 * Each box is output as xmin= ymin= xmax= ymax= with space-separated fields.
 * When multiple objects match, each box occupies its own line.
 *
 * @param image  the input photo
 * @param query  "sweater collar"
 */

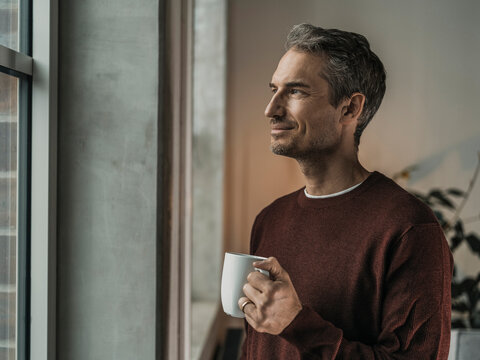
xmin=297 ymin=171 xmax=383 ymax=209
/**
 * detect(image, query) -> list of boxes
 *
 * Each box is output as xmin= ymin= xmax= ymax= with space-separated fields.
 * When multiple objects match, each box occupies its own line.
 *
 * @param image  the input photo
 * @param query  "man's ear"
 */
xmin=341 ymin=93 xmax=365 ymax=124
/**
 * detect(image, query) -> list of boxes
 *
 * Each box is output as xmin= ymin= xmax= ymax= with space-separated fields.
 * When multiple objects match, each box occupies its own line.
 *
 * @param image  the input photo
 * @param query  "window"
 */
xmin=191 ymin=0 xmax=227 ymax=358
xmin=0 ymin=71 xmax=19 ymax=360
xmin=0 ymin=0 xmax=32 ymax=359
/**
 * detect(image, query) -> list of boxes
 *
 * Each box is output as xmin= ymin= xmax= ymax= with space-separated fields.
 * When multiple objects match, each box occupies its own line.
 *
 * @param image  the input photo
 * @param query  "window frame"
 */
xmin=160 ymin=0 xmax=193 ymax=358
xmin=29 ymin=0 xmax=58 ymax=359
xmin=0 ymin=67 xmax=30 ymax=360
xmin=0 ymin=0 xmax=33 ymax=358
xmin=17 ymin=70 xmax=31 ymax=360
xmin=1 ymin=1 xmax=57 ymax=359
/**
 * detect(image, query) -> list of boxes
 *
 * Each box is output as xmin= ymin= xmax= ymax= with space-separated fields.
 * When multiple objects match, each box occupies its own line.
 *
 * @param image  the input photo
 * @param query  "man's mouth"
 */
xmin=270 ymin=122 xmax=295 ymax=135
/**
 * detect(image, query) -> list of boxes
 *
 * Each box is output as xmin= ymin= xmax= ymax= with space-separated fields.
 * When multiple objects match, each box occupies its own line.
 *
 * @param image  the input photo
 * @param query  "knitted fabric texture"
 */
xmin=241 ymin=172 xmax=453 ymax=360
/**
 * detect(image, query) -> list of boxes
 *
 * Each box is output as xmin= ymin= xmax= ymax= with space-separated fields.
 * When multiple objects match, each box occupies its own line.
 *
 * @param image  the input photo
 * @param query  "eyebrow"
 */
xmin=269 ymin=81 xmax=311 ymax=89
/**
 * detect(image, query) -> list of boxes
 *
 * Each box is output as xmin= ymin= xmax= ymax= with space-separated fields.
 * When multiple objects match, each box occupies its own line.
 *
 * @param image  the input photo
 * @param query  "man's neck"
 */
xmin=297 ymin=155 xmax=370 ymax=196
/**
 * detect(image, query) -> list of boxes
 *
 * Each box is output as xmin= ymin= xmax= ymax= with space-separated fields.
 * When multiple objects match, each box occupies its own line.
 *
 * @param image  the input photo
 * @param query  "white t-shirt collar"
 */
xmin=304 ymin=181 xmax=364 ymax=199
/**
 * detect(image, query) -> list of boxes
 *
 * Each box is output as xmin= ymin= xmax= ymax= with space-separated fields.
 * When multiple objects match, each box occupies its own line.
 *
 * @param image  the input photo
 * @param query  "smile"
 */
xmin=270 ymin=124 xmax=295 ymax=135
xmin=271 ymin=128 xmax=294 ymax=135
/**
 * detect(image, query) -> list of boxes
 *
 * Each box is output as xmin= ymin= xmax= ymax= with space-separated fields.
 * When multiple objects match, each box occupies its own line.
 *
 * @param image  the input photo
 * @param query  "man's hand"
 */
xmin=238 ymin=257 xmax=303 ymax=335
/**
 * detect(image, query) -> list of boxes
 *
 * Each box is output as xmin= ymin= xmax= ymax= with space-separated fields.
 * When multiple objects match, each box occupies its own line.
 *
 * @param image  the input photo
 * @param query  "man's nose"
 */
xmin=264 ymin=94 xmax=285 ymax=118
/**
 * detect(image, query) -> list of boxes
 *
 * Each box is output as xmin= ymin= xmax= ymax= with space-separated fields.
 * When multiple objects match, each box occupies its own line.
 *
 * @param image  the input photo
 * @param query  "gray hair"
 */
xmin=285 ymin=23 xmax=386 ymax=146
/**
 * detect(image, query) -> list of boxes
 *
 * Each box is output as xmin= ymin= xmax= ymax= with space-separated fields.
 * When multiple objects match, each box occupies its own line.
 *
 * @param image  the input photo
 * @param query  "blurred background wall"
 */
xmin=224 ymin=0 xmax=480 ymax=278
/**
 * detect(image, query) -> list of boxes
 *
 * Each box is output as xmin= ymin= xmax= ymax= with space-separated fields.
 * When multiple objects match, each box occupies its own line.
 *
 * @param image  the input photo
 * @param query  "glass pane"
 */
xmin=0 ymin=71 xmax=18 ymax=359
xmin=0 ymin=0 xmax=19 ymax=51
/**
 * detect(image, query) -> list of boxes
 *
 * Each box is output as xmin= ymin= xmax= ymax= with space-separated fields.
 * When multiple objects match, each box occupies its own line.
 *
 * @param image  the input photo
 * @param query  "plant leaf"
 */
xmin=428 ymin=190 xmax=455 ymax=209
xmin=446 ymin=188 xmax=465 ymax=197
xmin=450 ymin=235 xmax=463 ymax=252
xmin=454 ymin=221 xmax=465 ymax=238
xmin=466 ymin=234 xmax=480 ymax=256
xmin=452 ymin=277 xmax=477 ymax=297
xmin=410 ymin=191 xmax=432 ymax=206
xmin=452 ymin=301 xmax=470 ymax=312
xmin=452 ymin=282 xmax=466 ymax=298
xmin=471 ymin=312 xmax=480 ymax=328
xmin=433 ymin=210 xmax=448 ymax=229
xmin=468 ymin=288 xmax=479 ymax=310
xmin=451 ymin=319 xmax=467 ymax=328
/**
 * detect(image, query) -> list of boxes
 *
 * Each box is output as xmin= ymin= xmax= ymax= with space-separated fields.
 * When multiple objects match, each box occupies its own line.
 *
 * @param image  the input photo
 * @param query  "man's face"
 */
xmin=265 ymin=49 xmax=344 ymax=159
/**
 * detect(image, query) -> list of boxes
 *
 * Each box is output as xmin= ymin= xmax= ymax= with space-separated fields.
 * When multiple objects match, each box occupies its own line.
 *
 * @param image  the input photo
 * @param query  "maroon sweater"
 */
xmin=241 ymin=171 xmax=453 ymax=359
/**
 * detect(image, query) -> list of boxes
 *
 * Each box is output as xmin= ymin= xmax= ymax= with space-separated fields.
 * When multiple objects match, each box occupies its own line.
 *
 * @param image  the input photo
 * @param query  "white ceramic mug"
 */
xmin=221 ymin=252 xmax=269 ymax=318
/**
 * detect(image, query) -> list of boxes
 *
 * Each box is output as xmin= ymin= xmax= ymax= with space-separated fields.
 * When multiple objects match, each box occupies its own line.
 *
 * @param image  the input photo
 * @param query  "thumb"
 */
xmin=253 ymin=257 xmax=287 ymax=281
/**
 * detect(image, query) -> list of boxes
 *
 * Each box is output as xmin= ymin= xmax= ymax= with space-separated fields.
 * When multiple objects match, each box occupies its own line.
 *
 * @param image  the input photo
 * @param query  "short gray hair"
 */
xmin=285 ymin=23 xmax=386 ymax=146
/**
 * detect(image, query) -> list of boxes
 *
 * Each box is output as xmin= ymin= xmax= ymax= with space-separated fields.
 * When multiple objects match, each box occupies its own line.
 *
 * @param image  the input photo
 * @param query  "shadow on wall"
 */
xmin=407 ymin=134 xmax=480 ymax=184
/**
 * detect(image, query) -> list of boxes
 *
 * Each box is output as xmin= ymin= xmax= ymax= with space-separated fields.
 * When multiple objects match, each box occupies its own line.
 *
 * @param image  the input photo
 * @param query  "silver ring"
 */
xmin=241 ymin=300 xmax=253 ymax=313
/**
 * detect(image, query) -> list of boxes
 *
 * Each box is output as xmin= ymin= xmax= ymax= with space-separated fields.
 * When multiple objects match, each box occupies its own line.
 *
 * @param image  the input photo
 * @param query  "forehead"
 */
xmin=271 ymin=49 xmax=327 ymax=85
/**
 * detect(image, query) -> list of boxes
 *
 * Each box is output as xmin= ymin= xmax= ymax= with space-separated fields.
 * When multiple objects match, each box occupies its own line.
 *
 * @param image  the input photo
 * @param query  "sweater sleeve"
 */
xmin=239 ymin=320 xmax=248 ymax=360
xmin=279 ymin=224 xmax=453 ymax=359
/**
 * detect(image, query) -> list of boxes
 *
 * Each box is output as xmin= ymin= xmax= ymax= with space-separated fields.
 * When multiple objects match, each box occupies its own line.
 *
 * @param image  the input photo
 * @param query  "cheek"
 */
xmin=290 ymin=102 xmax=313 ymax=117
xmin=306 ymin=111 xmax=338 ymax=137
xmin=288 ymin=104 xmax=311 ymax=129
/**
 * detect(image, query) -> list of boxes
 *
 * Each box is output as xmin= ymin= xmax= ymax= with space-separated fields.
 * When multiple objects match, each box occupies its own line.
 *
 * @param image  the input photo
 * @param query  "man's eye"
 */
xmin=290 ymin=89 xmax=303 ymax=95
xmin=271 ymin=88 xmax=278 ymax=94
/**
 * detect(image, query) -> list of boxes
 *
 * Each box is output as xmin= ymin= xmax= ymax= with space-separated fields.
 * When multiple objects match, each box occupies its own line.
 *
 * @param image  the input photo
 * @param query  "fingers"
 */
xmin=238 ymin=256 xmax=302 ymax=335
xmin=253 ymin=257 xmax=287 ymax=281
xmin=246 ymin=270 xmax=271 ymax=292
xmin=238 ymin=296 xmax=255 ymax=317
xmin=243 ymin=281 xmax=263 ymax=301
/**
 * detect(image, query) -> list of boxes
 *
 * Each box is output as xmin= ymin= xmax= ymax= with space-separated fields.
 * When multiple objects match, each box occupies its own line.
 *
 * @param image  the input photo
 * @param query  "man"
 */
xmin=238 ymin=24 xmax=453 ymax=359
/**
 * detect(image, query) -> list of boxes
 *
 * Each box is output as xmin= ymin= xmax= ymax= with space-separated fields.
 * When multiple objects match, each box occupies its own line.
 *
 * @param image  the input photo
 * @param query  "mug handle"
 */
xmin=254 ymin=268 xmax=270 ymax=278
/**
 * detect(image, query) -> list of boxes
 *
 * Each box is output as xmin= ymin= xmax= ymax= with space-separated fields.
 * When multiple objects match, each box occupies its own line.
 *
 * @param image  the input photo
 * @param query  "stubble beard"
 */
xmin=270 ymin=131 xmax=340 ymax=162
xmin=270 ymin=142 xmax=321 ymax=161
xmin=270 ymin=141 xmax=296 ymax=157
xmin=270 ymin=132 xmax=303 ymax=158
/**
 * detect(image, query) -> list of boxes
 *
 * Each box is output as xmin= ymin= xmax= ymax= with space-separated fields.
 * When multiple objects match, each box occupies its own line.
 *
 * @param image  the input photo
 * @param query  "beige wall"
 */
xmin=224 ymin=0 xmax=480 ymax=276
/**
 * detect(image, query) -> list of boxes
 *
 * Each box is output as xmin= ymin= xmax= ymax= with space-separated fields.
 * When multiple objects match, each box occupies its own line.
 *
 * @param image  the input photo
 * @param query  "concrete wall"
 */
xmin=57 ymin=1 xmax=159 ymax=358
xmin=225 ymin=0 xmax=480 ymax=276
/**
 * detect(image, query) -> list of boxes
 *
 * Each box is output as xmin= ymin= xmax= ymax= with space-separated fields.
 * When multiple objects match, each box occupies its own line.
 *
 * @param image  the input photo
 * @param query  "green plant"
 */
xmin=393 ymin=153 xmax=480 ymax=328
